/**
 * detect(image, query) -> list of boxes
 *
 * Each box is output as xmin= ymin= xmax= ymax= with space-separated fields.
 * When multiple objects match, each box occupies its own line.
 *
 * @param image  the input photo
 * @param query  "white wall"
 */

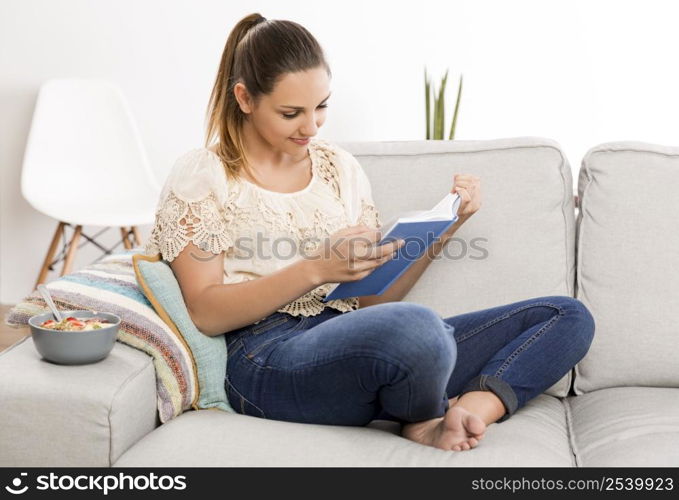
xmin=1 ymin=0 xmax=678 ymax=304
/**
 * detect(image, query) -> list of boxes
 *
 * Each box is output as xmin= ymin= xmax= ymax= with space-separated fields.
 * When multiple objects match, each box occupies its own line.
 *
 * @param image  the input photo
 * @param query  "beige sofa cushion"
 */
xmin=574 ymin=141 xmax=679 ymax=393
xmin=340 ymin=137 xmax=576 ymax=397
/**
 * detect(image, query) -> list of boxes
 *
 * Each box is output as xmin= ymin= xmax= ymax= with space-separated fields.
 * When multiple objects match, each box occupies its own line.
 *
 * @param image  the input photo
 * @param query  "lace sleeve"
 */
xmin=144 ymin=149 xmax=233 ymax=262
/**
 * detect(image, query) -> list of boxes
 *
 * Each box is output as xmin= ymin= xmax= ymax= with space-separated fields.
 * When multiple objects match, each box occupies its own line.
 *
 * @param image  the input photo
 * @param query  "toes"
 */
xmin=468 ymin=437 xmax=479 ymax=448
xmin=452 ymin=441 xmax=475 ymax=452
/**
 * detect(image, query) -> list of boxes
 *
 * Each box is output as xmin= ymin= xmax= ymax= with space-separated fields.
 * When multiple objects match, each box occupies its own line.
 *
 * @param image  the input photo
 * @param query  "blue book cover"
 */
xmin=322 ymin=192 xmax=462 ymax=302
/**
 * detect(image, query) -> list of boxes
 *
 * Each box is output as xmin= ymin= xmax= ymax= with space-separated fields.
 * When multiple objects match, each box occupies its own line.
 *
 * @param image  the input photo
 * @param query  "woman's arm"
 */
xmin=170 ymin=241 xmax=320 ymax=337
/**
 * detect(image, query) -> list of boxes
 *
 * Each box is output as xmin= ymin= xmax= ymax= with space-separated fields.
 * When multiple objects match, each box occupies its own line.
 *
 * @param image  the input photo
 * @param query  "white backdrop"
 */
xmin=1 ymin=0 xmax=678 ymax=304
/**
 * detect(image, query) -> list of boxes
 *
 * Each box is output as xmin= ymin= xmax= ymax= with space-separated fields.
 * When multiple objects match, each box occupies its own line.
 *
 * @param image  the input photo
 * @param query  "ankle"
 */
xmin=453 ymin=391 xmax=506 ymax=425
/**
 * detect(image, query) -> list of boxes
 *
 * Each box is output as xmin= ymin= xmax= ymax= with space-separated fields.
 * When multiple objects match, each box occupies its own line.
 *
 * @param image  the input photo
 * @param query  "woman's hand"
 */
xmin=305 ymin=224 xmax=405 ymax=286
xmin=437 ymin=174 xmax=482 ymax=244
xmin=451 ymin=174 xmax=482 ymax=219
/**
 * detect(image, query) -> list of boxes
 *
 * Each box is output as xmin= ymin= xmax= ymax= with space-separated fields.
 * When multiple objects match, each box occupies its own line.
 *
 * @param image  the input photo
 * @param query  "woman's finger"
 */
xmin=354 ymin=243 xmax=400 ymax=263
xmin=454 ymin=181 xmax=480 ymax=197
xmin=454 ymin=179 xmax=478 ymax=191
xmin=456 ymin=188 xmax=472 ymax=208
xmin=454 ymin=174 xmax=476 ymax=182
xmin=368 ymin=239 xmax=404 ymax=260
xmin=348 ymin=231 xmax=382 ymax=259
xmin=350 ymin=253 xmax=392 ymax=274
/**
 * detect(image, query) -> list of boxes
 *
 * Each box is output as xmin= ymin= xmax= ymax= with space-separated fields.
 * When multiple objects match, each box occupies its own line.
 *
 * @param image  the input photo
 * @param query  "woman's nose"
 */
xmin=300 ymin=114 xmax=320 ymax=136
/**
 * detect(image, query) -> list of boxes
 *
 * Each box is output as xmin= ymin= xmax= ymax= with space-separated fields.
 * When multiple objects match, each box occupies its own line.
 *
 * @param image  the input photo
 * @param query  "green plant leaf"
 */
xmin=436 ymin=88 xmax=442 ymax=139
xmin=449 ymin=73 xmax=463 ymax=140
xmin=432 ymin=83 xmax=437 ymax=139
xmin=434 ymin=69 xmax=448 ymax=139
xmin=425 ymin=67 xmax=431 ymax=140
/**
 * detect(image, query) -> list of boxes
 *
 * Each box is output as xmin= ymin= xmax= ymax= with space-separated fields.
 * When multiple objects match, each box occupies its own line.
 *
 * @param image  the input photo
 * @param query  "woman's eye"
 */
xmin=283 ymin=104 xmax=329 ymax=119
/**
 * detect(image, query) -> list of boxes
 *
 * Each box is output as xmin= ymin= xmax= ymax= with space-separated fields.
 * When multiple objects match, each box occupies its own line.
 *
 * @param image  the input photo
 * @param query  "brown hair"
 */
xmin=204 ymin=13 xmax=331 ymax=180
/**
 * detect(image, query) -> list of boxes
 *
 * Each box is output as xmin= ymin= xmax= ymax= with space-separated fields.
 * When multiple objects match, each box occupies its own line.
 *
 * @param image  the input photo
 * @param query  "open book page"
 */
xmin=378 ymin=192 xmax=461 ymax=243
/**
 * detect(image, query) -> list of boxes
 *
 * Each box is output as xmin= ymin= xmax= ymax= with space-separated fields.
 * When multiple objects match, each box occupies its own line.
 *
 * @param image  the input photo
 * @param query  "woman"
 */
xmin=145 ymin=13 xmax=595 ymax=452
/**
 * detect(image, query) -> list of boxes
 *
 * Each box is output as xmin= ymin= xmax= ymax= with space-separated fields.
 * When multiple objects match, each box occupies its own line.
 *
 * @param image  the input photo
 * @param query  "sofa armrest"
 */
xmin=0 ymin=336 xmax=159 ymax=466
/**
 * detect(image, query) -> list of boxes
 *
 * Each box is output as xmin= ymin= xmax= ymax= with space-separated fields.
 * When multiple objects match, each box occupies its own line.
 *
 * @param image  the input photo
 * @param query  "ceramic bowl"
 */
xmin=28 ymin=310 xmax=121 ymax=365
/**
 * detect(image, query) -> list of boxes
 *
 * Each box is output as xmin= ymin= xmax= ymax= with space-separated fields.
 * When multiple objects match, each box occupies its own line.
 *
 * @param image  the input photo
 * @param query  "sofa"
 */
xmin=2 ymin=136 xmax=678 ymax=467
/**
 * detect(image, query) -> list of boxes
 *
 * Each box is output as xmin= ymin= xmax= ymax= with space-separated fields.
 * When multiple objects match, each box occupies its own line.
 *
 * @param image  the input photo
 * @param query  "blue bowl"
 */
xmin=28 ymin=310 xmax=121 ymax=365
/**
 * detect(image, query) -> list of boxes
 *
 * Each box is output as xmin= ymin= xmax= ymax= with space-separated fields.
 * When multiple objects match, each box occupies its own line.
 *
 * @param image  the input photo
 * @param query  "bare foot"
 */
xmin=402 ymin=404 xmax=486 ymax=451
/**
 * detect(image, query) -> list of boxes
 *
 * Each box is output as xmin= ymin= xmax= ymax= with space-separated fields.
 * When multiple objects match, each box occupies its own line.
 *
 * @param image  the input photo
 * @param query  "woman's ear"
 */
xmin=233 ymin=82 xmax=253 ymax=114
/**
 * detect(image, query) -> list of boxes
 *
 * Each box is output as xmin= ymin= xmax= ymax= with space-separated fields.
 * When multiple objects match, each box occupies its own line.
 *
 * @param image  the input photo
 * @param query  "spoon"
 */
xmin=37 ymin=284 xmax=63 ymax=322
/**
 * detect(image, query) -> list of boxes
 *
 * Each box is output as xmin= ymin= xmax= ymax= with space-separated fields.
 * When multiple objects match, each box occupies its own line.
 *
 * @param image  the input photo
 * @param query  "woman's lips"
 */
xmin=290 ymin=137 xmax=310 ymax=145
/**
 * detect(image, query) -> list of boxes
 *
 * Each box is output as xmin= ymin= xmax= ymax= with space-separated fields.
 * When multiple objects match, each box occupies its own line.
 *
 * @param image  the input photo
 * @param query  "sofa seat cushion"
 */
xmin=113 ymin=394 xmax=574 ymax=467
xmin=567 ymin=387 xmax=679 ymax=467
xmin=0 ymin=337 xmax=158 ymax=466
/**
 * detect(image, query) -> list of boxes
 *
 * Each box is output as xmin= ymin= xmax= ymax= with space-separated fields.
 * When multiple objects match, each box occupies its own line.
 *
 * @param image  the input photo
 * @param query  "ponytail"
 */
xmin=204 ymin=13 xmax=330 ymax=180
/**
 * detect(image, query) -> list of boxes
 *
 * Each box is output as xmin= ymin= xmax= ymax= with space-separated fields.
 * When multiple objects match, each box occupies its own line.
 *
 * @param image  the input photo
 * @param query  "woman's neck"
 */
xmin=209 ymin=141 xmax=312 ymax=194
xmin=240 ymin=120 xmax=306 ymax=169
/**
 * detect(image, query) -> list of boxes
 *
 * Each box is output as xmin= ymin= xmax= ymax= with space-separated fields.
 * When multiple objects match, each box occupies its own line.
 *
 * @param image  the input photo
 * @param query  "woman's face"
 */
xmin=235 ymin=67 xmax=331 ymax=156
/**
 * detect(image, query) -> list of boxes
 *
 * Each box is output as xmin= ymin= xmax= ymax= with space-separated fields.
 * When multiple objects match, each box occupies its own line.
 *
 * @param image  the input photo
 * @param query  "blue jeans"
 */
xmin=224 ymin=295 xmax=595 ymax=426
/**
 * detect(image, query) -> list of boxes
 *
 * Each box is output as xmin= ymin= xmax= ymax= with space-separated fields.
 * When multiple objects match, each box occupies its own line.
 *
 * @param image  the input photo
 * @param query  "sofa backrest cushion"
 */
xmin=573 ymin=141 xmax=679 ymax=393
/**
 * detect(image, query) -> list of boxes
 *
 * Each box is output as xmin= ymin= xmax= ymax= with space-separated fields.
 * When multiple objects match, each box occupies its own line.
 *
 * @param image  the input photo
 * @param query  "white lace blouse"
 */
xmin=144 ymin=138 xmax=383 ymax=320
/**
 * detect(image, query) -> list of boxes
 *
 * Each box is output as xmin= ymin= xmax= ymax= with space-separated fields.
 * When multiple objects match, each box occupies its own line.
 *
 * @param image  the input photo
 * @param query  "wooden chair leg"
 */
xmin=120 ymin=227 xmax=132 ymax=249
xmin=131 ymin=226 xmax=142 ymax=247
xmin=34 ymin=221 xmax=66 ymax=289
xmin=60 ymin=225 xmax=82 ymax=276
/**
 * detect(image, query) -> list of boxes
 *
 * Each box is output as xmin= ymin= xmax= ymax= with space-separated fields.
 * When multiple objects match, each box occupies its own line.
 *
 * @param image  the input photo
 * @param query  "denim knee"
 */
xmin=372 ymin=303 xmax=457 ymax=377
xmin=567 ymin=298 xmax=595 ymax=356
xmin=552 ymin=296 xmax=596 ymax=352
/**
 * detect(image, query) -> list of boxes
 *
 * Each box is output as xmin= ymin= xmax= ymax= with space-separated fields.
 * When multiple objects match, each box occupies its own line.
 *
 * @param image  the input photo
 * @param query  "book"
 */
xmin=322 ymin=192 xmax=462 ymax=302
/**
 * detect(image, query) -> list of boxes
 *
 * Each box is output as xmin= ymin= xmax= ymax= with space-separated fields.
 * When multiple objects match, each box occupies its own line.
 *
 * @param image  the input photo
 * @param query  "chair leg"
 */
xmin=60 ymin=225 xmax=82 ymax=276
xmin=131 ymin=226 xmax=142 ymax=247
xmin=35 ymin=223 xmax=141 ymax=285
xmin=34 ymin=221 xmax=66 ymax=289
xmin=120 ymin=227 xmax=133 ymax=249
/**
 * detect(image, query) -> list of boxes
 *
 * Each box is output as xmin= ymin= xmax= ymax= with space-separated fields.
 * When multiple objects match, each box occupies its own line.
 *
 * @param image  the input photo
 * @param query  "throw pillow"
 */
xmin=132 ymin=252 xmax=233 ymax=414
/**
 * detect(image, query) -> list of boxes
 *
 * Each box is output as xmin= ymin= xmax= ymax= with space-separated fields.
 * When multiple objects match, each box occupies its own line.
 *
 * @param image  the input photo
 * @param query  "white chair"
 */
xmin=22 ymin=78 xmax=161 ymax=288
